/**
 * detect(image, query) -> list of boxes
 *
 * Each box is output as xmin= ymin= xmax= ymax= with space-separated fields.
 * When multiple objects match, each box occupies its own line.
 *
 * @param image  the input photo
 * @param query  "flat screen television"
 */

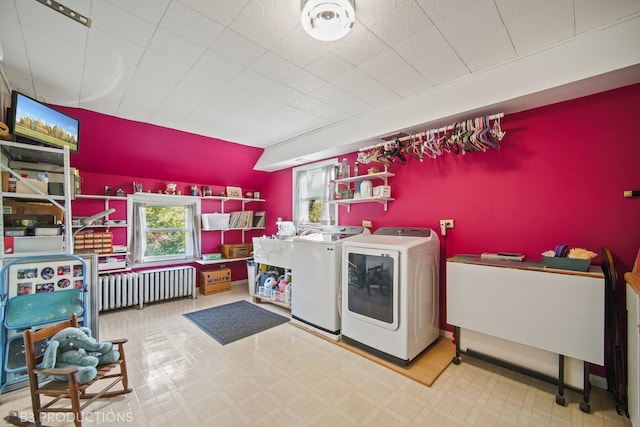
xmin=9 ymin=91 xmax=79 ymax=152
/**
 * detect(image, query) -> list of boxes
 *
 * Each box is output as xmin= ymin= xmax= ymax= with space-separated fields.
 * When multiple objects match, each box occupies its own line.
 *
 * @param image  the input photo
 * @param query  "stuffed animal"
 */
xmin=42 ymin=326 xmax=120 ymax=384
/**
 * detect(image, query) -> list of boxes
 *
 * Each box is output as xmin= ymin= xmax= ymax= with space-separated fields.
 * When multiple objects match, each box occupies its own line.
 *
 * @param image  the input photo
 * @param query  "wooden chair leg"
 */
xmin=70 ymin=379 xmax=82 ymax=427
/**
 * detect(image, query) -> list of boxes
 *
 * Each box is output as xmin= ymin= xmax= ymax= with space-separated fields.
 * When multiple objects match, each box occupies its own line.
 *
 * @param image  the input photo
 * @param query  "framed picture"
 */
xmin=226 ymin=186 xmax=242 ymax=198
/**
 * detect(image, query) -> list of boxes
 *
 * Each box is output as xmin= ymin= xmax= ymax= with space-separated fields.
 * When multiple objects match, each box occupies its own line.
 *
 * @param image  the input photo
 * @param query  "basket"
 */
xmin=543 ymin=256 xmax=591 ymax=272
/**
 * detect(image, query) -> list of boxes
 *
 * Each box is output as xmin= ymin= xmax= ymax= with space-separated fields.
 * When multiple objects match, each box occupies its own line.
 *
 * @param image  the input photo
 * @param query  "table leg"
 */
xmin=555 ymin=354 xmax=566 ymax=406
xmin=452 ymin=326 xmax=461 ymax=365
xmin=579 ymin=361 xmax=591 ymax=413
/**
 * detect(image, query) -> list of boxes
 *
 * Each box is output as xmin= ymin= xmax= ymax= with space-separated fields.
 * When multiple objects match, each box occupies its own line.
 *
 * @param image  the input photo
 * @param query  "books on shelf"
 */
xmin=229 ymin=211 xmax=253 ymax=229
xmin=252 ymin=211 xmax=265 ymax=228
xmin=480 ymin=252 xmax=525 ymax=262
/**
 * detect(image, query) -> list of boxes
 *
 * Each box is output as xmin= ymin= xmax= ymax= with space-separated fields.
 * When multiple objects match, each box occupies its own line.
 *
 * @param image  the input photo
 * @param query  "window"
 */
xmin=128 ymin=194 xmax=201 ymax=265
xmin=292 ymin=158 xmax=338 ymax=229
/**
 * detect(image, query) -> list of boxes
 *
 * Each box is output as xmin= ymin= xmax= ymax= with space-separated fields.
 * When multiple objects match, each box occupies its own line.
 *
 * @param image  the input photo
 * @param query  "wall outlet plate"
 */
xmin=440 ymin=219 xmax=454 ymax=229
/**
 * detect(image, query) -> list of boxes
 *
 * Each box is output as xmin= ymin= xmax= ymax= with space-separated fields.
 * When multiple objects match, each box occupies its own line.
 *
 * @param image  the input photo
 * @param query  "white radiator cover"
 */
xmin=98 ymin=266 xmax=196 ymax=311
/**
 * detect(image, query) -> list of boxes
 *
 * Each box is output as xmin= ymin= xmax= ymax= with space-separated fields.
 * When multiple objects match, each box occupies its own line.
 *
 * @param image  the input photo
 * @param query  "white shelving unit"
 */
xmin=73 ymin=194 xmax=129 ymax=273
xmin=330 ymin=170 xmax=395 ymax=212
xmin=200 ymin=195 xmax=265 ymax=244
xmin=0 ymin=141 xmax=73 ymax=257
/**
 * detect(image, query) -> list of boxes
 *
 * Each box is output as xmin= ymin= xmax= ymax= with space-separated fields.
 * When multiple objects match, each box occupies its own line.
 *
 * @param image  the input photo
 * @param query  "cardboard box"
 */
xmin=16 ymin=177 xmax=49 ymax=195
xmin=1 ymin=172 xmax=17 ymax=192
xmin=221 ymin=243 xmax=252 ymax=259
xmin=199 ymin=268 xmax=231 ymax=295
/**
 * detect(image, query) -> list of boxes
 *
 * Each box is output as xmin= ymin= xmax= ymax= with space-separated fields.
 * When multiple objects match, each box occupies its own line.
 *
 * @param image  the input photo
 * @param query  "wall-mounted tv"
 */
xmin=9 ymin=91 xmax=79 ymax=152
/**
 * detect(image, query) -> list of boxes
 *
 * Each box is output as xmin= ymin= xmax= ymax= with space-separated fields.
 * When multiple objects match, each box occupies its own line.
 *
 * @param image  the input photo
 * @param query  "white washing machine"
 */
xmin=341 ymin=227 xmax=440 ymax=365
xmin=291 ymin=226 xmax=369 ymax=340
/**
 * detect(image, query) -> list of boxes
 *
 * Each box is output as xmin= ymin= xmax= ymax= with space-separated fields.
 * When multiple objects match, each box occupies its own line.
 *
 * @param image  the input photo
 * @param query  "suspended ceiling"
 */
xmin=0 ymin=0 xmax=639 ymax=171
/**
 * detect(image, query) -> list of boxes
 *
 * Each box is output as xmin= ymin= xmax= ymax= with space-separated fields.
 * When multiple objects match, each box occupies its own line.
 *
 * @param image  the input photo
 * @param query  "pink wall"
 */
xmin=266 ymin=83 xmax=640 ymax=332
xmin=60 ymin=109 xmax=271 ymax=282
xmin=63 ymin=84 xmax=640 ymax=336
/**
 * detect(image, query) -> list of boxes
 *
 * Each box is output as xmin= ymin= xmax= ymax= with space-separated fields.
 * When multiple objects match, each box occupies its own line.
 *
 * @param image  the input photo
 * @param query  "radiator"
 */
xmin=98 ymin=266 xmax=196 ymax=311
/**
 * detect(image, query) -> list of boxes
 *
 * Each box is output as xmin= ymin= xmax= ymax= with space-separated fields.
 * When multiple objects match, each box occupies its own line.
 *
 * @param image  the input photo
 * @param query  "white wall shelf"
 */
xmin=330 ymin=170 xmax=395 ymax=212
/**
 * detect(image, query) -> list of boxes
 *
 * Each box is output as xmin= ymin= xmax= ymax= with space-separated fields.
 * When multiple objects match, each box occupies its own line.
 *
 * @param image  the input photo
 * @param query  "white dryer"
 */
xmin=341 ymin=227 xmax=440 ymax=365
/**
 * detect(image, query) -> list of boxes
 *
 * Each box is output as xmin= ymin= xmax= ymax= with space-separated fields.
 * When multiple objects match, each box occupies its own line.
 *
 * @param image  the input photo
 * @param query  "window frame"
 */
xmin=127 ymin=193 xmax=201 ymax=267
xmin=292 ymin=158 xmax=338 ymax=230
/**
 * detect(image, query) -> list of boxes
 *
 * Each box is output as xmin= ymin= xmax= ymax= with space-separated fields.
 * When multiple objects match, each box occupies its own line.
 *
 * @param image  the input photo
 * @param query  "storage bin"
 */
xmin=199 ymin=268 xmax=231 ymax=295
xmin=543 ymin=256 xmax=591 ymax=272
xmin=221 ymin=243 xmax=252 ymax=259
xmin=372 ymin=185 xmax=391 ymax=198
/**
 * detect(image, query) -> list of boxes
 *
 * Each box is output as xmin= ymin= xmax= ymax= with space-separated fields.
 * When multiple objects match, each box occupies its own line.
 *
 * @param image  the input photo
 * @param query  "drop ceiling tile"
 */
xmin=231 ymin=68 xmax=276 ymax=95
xmin=360 ymin=50 xmax=432 ymax=97
xmin=213 ymin=80 xmax=259 ymax=103
xmin=103 ymin=0 xmax=171 ymax=25
xmin=282 ymin=69 xmax=327 ymax=94
xmin=80 ymin=61 xmax=135 ymax=105
xmin=92 ymin=1 xmax=157 ymax=47
xmin=4 ymin=72 xmax=35 ymax=96
xmin=209 ymin=29 xmax=266 ymax=67
xmin=229 ymin=0 xmax=298 ymax=50
xmin=329 ymin=26 xmax=389 ymax=67
xmin=21 ymin=33 xmax=84 ymax=98
xmin=365 ymin=0 xmax=434 ymax=48
xmin=117 ymin=84 xmax=169 ymax=121
xmin=32 ymin=80 xmax=82 ymax=106
xmin=332 ymin=68 xmax=400 ymax=107
xmin=427 ymin=0 xmax=516 ymax=71
xmin=15 ymin=0 xmax=88 ymax=45
xmin=85 ymin=29 xmax=146 ymax=70
xmin=286 ymin=94 xmax=327 ymax=113
xmin=77 ymin=89 xmax=125 ymax=116
xmin=178 ymin=0 xmax=249 ymax=26
xmin=250 ymin=52 xmax=299 ymax=81
xmin=359 ymin=49 xmax=403 ymax=82
xmin=305 ymin=53 xmax=356 ymax=81
xmin=148 ymin=27 xmax=205 ymax=66
xmin=177 ymin=68 xmax=226 ymax=96
xmin=260 ymin=83 xmax=303 ymax=104
xmin=496 ymin=0 xmax=574 ymax=55
xmin=394 ymin=26 xmax=469 ymax=85
xmin=159 ymin=1 xmax=225 ymax=48
xmin=575 ymin=0 xmax=640 ymax=33
xmin=269 ymin=30 xmax=331 ymax=68
xmin=133 ymin=51 xmax=191 ymax=89
xmin=308 ymin=83 xmax=370 ymax=114
xmin=195 ymin=50 xmax=244 ymax=81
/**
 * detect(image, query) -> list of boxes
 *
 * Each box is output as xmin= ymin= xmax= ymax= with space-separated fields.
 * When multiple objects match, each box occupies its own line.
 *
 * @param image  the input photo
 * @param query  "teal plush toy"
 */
xmin=42 ymin=326 xmax=120 ymax=384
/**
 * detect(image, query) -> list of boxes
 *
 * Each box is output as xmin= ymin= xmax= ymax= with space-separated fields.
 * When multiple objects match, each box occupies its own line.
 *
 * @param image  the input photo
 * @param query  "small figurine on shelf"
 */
xmin=203 ymin=186 xmax=212 ymax=197
xmin=133 ymin=182 xmax=143 ymax=193
xmin=104 ymin=185 xmax=112 ymax=196
xmin=165 ymin=182 xmax=177 ymax=195
xmin=115 ymin=188 xmax=125 ymax=197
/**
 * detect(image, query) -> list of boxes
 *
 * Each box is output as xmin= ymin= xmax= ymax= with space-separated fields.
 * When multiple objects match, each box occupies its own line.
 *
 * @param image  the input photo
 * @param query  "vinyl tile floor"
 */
xmin=0 ymin=284 xmax=631 ymax=426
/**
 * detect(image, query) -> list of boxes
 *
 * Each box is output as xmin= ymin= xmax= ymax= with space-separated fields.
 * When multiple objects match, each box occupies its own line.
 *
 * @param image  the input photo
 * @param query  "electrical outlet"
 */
xmin=440 ymin=219 xmax=454 ymax=229
xmin=362 ymin=220 xmax=373 ymax=228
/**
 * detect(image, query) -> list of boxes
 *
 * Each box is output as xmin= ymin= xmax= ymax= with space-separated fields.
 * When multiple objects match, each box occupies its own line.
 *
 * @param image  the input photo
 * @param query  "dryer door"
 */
xmin=343 ymin=246 xmax=399 ymax=330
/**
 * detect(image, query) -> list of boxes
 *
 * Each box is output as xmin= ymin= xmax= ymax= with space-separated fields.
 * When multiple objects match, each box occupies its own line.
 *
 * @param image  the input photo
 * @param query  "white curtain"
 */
xmin=128 ymin=202 xmax=147 ymax=265
xmin=294 ymin=164 xmax=335 ymax=227
xmin=188 ymin=205 xmax=201 ymax=258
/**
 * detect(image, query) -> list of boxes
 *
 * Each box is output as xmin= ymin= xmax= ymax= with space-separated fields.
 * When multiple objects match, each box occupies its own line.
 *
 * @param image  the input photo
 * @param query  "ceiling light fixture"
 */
xmin=301 ymin=0 xmax=355 ymax=42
